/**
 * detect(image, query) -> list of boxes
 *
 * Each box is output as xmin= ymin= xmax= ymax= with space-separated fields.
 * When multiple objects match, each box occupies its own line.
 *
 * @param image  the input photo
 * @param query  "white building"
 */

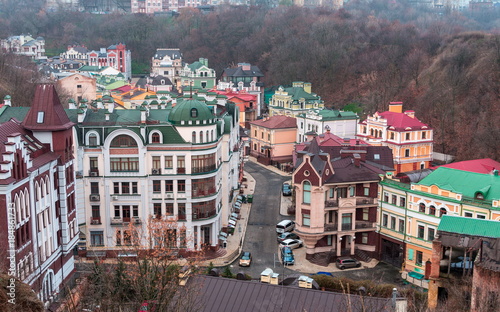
xmin=296 ymin=108 xmax=359 ymax=143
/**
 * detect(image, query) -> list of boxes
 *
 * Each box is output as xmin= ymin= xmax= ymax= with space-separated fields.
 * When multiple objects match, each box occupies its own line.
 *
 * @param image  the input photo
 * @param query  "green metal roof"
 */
xmin=417 ymin=167 xmax=500 ymax=201
xmin=168 ymin=99 xmax=214 ymax=125
xmin=0 ymin=106 xmax=30 ymax=123
xmin=438 ymin=215 xmax=500 ymax=238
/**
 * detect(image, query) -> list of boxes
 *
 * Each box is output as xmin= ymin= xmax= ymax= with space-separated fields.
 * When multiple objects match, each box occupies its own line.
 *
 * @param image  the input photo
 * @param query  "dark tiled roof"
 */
xmin=22 ymin=84 xmax=75 ymax=131
xmin=223 ymin=64 xmax=264 ymax=78
xmin=188 ymin=275 xmax=393 ymax=312
xmin=153 ymin=48 xmax=182 ymax=60
xmin=326 ymin=157 xmax=385 ymax=183
xmin=321 ymin=146 xmax=394 ymax=171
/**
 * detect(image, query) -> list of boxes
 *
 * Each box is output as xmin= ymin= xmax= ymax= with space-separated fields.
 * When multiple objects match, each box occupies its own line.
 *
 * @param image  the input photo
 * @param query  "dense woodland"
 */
xmin=0 ymin=1 xmax=498 ymax=161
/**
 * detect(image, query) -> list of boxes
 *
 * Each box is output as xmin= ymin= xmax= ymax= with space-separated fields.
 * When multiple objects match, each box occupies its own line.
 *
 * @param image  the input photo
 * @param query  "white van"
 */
xmin=276 ymin=220 xmax=295 ymax=234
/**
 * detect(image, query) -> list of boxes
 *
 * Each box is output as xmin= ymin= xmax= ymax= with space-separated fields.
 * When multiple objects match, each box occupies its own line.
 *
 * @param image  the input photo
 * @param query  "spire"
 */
xmin=22 ymin=84 xmax=74 ymax=131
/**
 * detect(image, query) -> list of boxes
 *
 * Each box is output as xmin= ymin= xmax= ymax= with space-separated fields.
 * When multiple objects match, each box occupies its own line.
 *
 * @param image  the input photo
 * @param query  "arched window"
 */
xmin=111 ymin=135 xmax=137 ymax=147
xmin=191 ymin=108 xmax=198 ymax=118
xmin=192 ymin=131 xmax=196 ymax=143
xmin=206 ymin=130 xmax=209 ymax=142
xmin=88 ymin=133 xmax=98 ymax=146
xmin=429 ymin=205 xmax=436 ymax=216
xmin=370 ymin=129 xmax=374 ymax=137
xmin=211 ymin=130 xmax=214 ymax=141
xmin=152 ymin=132 xmax=160 ymax=143
xmin=303 ymin=181 xmax=311 ymax=204
xmin=419 ymin=203 xmax=425 ymax=213
xmin=199 ymin=131 xmax=203 ymax=143
xmin=440 ymin=208 xmax=447 ymax=217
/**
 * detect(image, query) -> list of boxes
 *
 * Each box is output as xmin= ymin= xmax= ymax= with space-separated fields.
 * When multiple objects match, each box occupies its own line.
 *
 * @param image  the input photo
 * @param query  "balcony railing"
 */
xmin=151 ymin=168 xmax=161 ymax=175
xmin=355 ymin=221 xmax=376 ymax=229
xmin=177 ymin=168 xmax=186 ymax=174
xmin=191 ymin=165 xmax=217 ymax=174
xmin=89 ymin=194 xmax=100 ymax=201
xmin=90 ymin=217 xmax=101 ymax=225
xmin=356 ymin=197 xmax=376 ymax=205
xmin=192 ymin=187 xmax=217 ymax=198
xmin=89 ymin=169 xmax=99 ymax=177
xmin=192 ymin=210 xmax=216 ymax=221
xmin=325 ymin=197 xmax=376 ymax=208
xmin=325 ymin=200 xmax=338 ymax=208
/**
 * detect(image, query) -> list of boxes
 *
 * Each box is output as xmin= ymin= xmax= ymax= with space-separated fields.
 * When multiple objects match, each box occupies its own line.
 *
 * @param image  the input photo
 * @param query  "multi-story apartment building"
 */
xmin=87 ymin=43 xmax=132 ymax=79
xmin=59 ymin=45 xmax=90 ymax=65
xmin=296 ymin=108 xmax=358 ymax=143
xmin=293 ymin=138 xmax=394 ymax=265
xmin=210 ymin=89 xmax=258 ymax=128
xmin=179 ymin=58 xmax=216 ymax=91
xmin=219 ymin=63 xmax=264 ymax=116
xmin=0 ymin=85 xmax=79 ymax=306
xmin=378 ymin=159 xmax=500 ymax=290
xmin=131 ymin=0 xmax=166 ymax=13
xmin=151 ymin=48 xmax=184 ymax=87
xmin=70 ymin=95 xmax=241 ymax=255
xmin=268 ymin=82 xmax=324 ymax=118
xmin=1 ymin=35 xmax=46 ymax=60
xmin=357 ymin=102 xmax=433 ymax=175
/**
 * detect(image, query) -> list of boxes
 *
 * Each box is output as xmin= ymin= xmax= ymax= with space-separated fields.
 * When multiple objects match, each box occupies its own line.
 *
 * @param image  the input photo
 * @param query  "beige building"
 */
xmin=56 ymin=73 xmax=97 ymax=102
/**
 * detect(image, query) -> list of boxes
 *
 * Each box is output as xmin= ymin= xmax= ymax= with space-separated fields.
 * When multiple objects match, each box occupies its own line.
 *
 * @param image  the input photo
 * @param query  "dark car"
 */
xmin=277 ymin=232 xmax=299 ymax=243
xmin=335 ymin=257 xmax=361 ymax=270
xmin=282 ymin=183 xmax=292 ymax=196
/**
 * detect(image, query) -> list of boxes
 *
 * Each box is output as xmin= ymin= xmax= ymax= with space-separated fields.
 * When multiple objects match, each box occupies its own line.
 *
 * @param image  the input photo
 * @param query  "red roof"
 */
xmin=434 ymin=158 xmax=500 ymax=174
xmin=378 ymin=111 xmax=430 ymax=131
xmin=249 ymin=115 xmax=297 ymax=129
xmin=112 ymin=85 xmax=132 ymax=93
xmin=22 ymin=84 xmax=75 ymax=131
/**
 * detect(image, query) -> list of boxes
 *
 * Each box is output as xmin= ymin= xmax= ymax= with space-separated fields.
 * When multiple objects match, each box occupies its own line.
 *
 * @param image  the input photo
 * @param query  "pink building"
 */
xmin=0 ymin=85 xmax=79 ymax=305
xmin=88 ymin=43 xmax=132 ymax=79
xmin=249 ymin=115 xmax=297 ymax=167
xmin=293 ymin=138 xmax=394 ymax=265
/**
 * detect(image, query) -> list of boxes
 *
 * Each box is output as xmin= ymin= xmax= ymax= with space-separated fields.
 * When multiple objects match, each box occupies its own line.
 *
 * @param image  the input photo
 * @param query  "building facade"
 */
xmin=179 ymin=58 xmax=216 ymax=91
xmin=87 ymin=43 xmax=132 ymax=79
xmin=268 ymin=82 xmax=324 ymax=117
xmin=293 ymin=139 xmax=394 ymax=265
xmin=70 ymin=96 xmax=241 ymax=255
xmin=0 ymin=85 xmax=78 ymax=306
xmin=357 ymin=102 xmax=433 ymax=175
xmin=1 ymin=35 xmax=46 ymax=60
xmin=55 ymin=73 xmax=97 ymax=102
xmin=296 ymin=108 xmax=359 ymax=143
xmin=151 ymin=48 xmax=184 ymax=87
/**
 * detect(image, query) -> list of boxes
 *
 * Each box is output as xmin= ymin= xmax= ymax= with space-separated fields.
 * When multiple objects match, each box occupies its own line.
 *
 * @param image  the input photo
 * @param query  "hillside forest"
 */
xmin=0 ymin=1 xmax=498 ymax=161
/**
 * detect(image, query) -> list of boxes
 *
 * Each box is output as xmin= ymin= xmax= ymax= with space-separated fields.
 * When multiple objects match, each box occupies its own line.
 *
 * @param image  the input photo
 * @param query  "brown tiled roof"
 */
xmin=22 ymin=84 xmax=75 ymax=131
xmin=249 ymin=115 xmax=297 ymax=129
xmin=187 ymin=275 xmax=393 ymax=312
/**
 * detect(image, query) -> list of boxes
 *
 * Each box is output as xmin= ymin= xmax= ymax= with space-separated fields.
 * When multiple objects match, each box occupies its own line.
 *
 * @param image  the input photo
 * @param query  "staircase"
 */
xmin=355 ymin=249 xmax=372 ymax=263
xmin=307 ymin=251 xmax=334 ymax=267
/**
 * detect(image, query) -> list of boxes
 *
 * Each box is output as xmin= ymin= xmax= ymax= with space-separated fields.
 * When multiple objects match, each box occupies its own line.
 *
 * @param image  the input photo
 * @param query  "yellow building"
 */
xmin=357 ymin=102 xmax=433 ymax=174
xmin=268 ymin=82 xmax=324 ymax=118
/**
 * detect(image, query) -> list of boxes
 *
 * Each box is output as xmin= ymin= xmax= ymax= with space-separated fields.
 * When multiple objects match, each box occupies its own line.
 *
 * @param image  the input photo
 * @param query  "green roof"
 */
xmin=283 ymin=86 xmax=321 ymax=102
xmin=78 ymin=65 xmax=103 ymax=72
xmin=438 ymin=215 xmax=500 ymax=238
xmin=0 ymin=106 xmax=30 ymax=123
xmin=187 ymin=61 xmax=204 ymax=71
xmin=417 ymin=167 xmax=500 ymax=201
xmin=168 ymin=99 xmax=215 ymax=125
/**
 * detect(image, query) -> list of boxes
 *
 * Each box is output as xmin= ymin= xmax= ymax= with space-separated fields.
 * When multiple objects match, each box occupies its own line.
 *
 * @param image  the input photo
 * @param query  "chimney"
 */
xmin=238 ymin=63 xmax=250 ymax=71
xmin=68 ymin=99 xmax=76 ymax=109
xmin=389 ymin=102 xmax=403 ymax=113
xmin=493 ymin=169 xmax=499 ymax=176
xmin=77 ymin=108 xmax=85 ymax=123
xmin=353 ymin=153 xmax=361 ymax=167
xmin=140 ymin=106 xmax=147 ymax=124
xmin=96 ymin=99 xmax=104 ymax=109
xmin=342 ymin=138 xmax=350 ymax=147
xmin=3 ymin=95 xmax=11 ymax=106
xmin=105 ymin=111 xmax=110 ymax=121
xmin=404 ymin=110 xmax=415 ymax=118
xmin=303 ymin=82 xmax=311 ymax=94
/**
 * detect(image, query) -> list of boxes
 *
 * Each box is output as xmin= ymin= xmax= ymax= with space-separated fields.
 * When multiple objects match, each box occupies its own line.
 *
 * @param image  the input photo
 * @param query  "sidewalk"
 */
xmin=204 ymin=168 xmax=256 ymax=267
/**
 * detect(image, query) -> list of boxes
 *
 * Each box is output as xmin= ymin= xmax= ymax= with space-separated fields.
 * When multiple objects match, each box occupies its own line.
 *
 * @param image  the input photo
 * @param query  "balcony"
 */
xmin=89 ymin=194 xmax=100 ymax=201
xmin=111 ymin=218 xmax=123 ymax=225
xmin=325 ymin=197 xmax=377 ymax=208
xmin=325 ymin=200 xmax=338 ymax=208
xmin=355 ymin=221 xmax=376 ymax=230
xmin=324 ymin=222 xmax=373 ymax=232
xmin=177 ymin=168 xmax=186 ymax=174
xmin=192 ymin=210 xmax=216 ymax=221
xmin=90 ymin=217 xmax=101 ymax=225
xmin=192 ymin=165 xmax=217 ymax=174
xmin=192 ymin=187 xmax=217 ymax=198
xmin=151 ymin=168 xmax=161 ymax=175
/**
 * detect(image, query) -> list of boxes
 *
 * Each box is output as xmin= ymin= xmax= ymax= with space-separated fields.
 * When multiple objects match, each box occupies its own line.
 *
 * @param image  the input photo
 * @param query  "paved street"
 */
xmin=230 ymin=161 xmax=293 ymax=278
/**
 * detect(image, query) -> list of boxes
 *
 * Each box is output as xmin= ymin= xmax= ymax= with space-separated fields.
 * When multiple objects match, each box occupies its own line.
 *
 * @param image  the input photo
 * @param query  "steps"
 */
xmin=355 ymin=249 xmax=372 ymax=263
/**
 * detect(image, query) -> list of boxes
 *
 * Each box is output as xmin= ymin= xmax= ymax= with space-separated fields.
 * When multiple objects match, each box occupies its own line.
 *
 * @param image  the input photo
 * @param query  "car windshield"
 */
xmin=241 ymin=253 xmax=250 ymax=260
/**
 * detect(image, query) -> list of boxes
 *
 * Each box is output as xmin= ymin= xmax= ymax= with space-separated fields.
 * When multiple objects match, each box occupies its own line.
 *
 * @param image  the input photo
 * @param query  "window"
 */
xmin=166 ymin=203 xmax=174 ymax=216
xmin=91 ymin=205 xmax=100 ymax=218
xmin=391 ymin=195 xmax=397 ymax=205
xmin=132 ymin=205 xmax=138 ymax=217
xmin=349 ymin=186 xmax=355 ymax=197
xmin=152 ymin=132 xmax=160 ymax=143
xmin=132 ymin=182 xmax=138 ymax=194
xmin=405 ymin=133 xmax=410 ymax=140
xmin=364 ymin=187 xmax=370 ymax=196
xmin=178 ymin=180 xmax=185 ymax=192
xmin=89 ymin=133 xmax=98 ymax=146
xmin=400 ymin=197 xmax=406 ymax=207
xmin=464 ymin=212 xmax=473 ymax=218
xmin=114 ymin=206 xmax=120 ymax=218
xmin=428 ymin=228 xmax=435 ymax=241
xmin=440 ymin=208 xmax=447 ymax=217
xmin=390 ymin=217 xmax=396 ymax=230
xmin=110 ymin=135 xmax=137 ymax=147
xmin=113 ymin=182 xmax=120 ymax=194
xmin=152 ymin=156 xmax=161 ymax=169
xmin=337 ymin=187 xmax=347 ymax=199
xmin=165 ymin=156 xmax=173 ymax=169
xmin=302 ymin=211 xmax=310 ymax=227
xmin=177 ymin=156 xmax=185 ymax=173
xmin=383 ymin=192 xmax=389 ymax=202
xmin=303 ymin=181 xmax=311 ymax=204
xmin=192 ymin=153 xmax=216 ymax=173
xmin=190 ymin=108 xmax=198 ymax=118
xmin=90 ymin=157 xmax=98 ymax=170
xmin=429 ymin=205 xmax=436 ymax=216
xmin=418 ymin=225 xmax=425 ymax=239
xmin=419 ymin=203 xmax=426 ymax=213
xmin=399 ymin=219 xmax=405 ymax=233
xmin=422 ymin=132 xmax=426 ymax=139
xmin=153 ymin=203 xmax=162 ymax=217
xmin=390 ymin=132 xmax=394 ymax=140
xmin=90 ymin=231 xmax=104 ymax=246
xmin=199 ymin=131 xmax=203 ymax=143
xmin=192 ymin=131 xmax=196 ymax=143
xmin=165 ymin=180 xmax=173 ymax=192
xmin=122 ymin=182 xmax=130 ymax=194
xmin=37 ymin=112 xmax=44 ymax=123
xmin=416 ymin=251 xmax=423 ymax=265
xmin=477 ymin=214 xmax=486 ymax=219
xmin=361 ymin=233 xmax=368 ymax=244
xmin=362 ymin=208 xmax=369 ymax=221
xmin=153 ymin=180 xmax=161 ymax=192
xmin=405 ymin=149 xmax=410 ymax=157
xmin=178 ymin=203 xmax=186 ymax=220
xmin=110 ymin=157 xmax=139 ymax=172
xmin=90 ymin=182 xmax=99 ymax=194
xmin=382 ymin=214 xmax=388 ymax=227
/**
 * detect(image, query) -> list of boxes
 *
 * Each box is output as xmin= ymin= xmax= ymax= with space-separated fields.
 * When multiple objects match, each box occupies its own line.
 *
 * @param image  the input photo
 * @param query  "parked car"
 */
xmin=282 ymin=183 xmax=292 ymax=196
xmin=279 ymin=239 xmax=303 ymax=249
xmin=276 ymin=220 xmax=295 ymax=234
xmin=277 ymin=232 xmax=299 ymax=243
xmin=336 ymin=257 xmax=361 ymax=270
xmin=281 ymin=246 xmax=294 ymax=265
xmin=239 ymin=251 xmax=252 ymax=267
